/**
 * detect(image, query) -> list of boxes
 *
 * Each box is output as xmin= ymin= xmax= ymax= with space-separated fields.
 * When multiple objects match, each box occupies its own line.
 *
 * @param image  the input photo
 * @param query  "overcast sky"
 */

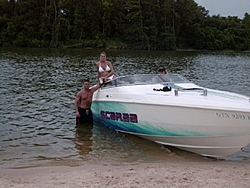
xmin=194 ymin=0 xmax=250 ymax=18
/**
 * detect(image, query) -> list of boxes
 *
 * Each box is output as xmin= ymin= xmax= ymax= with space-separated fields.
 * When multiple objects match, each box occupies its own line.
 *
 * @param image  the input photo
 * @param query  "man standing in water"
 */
xmin=75 ymin=79 xmax=102 ymax=125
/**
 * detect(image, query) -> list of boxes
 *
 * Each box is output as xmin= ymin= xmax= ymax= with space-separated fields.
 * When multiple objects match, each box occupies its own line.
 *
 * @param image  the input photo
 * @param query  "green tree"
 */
xmin=0 ymin=0 xmax=249 ymax=50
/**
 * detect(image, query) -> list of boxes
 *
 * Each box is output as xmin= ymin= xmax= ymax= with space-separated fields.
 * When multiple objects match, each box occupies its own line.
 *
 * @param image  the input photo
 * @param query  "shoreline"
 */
xmin=1 ymin=160 xmax=250 ymax=188
xmin=1 ymin=46 xmax=250 ymax=53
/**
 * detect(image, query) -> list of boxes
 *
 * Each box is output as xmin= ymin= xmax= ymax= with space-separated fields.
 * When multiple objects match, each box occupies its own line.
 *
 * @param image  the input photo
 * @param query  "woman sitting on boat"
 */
xmin=95 ymin=52 xmax=115 ymax=82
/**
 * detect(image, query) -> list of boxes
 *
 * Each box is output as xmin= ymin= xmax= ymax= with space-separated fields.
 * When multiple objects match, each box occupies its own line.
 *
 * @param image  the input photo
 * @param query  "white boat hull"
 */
xmin=92 ymin=101 xmax=250 ymax=157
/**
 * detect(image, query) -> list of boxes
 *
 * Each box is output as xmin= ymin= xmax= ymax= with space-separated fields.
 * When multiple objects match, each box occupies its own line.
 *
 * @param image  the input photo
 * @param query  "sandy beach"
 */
xmin=1 ymin=160 xmax=250 ymax=188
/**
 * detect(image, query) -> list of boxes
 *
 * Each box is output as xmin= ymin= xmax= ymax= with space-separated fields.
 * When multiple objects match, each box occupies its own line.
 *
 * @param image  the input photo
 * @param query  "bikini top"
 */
xmin=99 ymin=64 xmax=111 ymax=73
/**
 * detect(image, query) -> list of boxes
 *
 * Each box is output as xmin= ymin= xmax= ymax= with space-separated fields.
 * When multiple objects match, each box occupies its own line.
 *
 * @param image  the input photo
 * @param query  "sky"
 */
xmin=194 ymin=0 xmax=250 ymax=18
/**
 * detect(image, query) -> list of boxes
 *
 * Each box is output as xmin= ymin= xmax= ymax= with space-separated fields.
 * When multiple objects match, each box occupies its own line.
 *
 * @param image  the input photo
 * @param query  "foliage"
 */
xmin=0 ymin=0 xmax=249 ymax=51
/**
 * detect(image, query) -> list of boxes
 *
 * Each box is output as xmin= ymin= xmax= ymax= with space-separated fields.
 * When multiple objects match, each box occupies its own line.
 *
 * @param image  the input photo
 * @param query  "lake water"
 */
xmin=0 ymin=48 xmax=250 ymax=168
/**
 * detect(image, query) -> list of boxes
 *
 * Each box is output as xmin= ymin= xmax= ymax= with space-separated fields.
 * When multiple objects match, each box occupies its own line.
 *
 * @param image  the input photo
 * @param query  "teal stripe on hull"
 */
xmin=91 ymin=101 xmax=210 ymax=137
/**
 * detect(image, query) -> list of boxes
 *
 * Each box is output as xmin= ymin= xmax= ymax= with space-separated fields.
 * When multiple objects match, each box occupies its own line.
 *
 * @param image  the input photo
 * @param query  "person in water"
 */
xmin=75 ymin=79 xmax=102 ymax=125
xmin=158 ymin=67 xmax=168 ymax=74
xmin=96 ymin=52 xmax=115 ymax=82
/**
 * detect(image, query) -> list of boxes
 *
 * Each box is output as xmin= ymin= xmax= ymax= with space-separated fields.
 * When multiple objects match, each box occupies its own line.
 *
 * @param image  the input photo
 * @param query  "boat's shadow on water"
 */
xmin=92 ymin=121 xmax=218 ymax=163
xmin=114 ymin=130 xmax=249 ymax=162
xmin=223 ymin=143 xmax=250 ymax=161
xmin=110 ymin=129 xmax=250 ymax=162
xmin=122 ymin=133 xmax=219 ymax=162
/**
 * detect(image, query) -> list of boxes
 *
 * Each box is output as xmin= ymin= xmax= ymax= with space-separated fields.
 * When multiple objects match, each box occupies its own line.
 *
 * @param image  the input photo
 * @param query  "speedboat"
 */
xmin=92 ymin=74 xmax=250 ymax=158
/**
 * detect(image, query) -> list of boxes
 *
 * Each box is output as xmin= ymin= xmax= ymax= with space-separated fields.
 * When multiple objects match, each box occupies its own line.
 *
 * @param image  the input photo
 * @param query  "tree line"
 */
xmin=1 ymin=0 xmax=250 ymax=51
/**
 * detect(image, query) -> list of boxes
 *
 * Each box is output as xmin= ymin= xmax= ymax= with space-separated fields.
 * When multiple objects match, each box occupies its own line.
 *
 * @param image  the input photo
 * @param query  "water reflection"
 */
xmin=73 ymin=124 xmax=94 ymax=155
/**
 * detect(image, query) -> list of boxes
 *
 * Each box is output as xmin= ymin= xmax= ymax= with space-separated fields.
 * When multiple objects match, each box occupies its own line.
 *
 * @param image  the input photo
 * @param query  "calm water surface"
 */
xmin=0 ymin=48 xmax=250 ymax=168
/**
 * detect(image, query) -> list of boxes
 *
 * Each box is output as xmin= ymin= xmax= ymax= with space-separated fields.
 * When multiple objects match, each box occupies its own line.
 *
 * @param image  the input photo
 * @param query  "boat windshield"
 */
xmin=103 ymin=74 xmax=190 ymax=88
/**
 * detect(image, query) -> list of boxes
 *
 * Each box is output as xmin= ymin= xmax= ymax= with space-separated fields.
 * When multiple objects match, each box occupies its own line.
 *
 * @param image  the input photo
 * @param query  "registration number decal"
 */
xmin=216 ymin=112 xmax=250 ymax=120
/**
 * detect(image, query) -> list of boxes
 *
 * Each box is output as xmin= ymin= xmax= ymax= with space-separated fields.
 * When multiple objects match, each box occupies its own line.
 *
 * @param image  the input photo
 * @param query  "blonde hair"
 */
xmin=100 ymin=52 xmax=106 ymax=56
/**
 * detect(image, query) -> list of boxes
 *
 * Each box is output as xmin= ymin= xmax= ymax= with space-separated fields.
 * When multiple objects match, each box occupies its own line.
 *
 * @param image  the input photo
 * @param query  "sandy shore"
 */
xmin=1 ymin=161 xmax=250 ymax=188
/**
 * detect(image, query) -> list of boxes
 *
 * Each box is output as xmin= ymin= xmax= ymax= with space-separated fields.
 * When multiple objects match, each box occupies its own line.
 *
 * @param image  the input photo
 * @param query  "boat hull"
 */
xmin=91 ymin=101 xmax=250 ymax=158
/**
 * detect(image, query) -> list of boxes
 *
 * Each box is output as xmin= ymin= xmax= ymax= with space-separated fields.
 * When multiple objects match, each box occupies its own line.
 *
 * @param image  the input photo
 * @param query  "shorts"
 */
xmin=76 ymin=107 xmax=93 ymax=125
